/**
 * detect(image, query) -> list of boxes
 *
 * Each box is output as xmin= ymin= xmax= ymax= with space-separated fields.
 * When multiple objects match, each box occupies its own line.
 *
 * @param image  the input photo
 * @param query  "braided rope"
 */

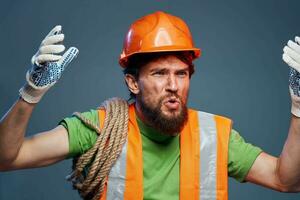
xmin=66 ymin=98 xmax=129 ymax=200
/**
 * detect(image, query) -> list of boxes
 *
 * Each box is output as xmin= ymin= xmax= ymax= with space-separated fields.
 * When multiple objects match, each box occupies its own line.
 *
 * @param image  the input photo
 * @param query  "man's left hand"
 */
xmin=282 ymin=36 xmax=300 ymax=117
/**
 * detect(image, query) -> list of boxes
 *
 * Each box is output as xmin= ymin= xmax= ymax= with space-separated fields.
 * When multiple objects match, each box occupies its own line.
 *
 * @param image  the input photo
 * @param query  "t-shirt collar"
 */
xmin=136 ymin=115 xmax=178 ymax=143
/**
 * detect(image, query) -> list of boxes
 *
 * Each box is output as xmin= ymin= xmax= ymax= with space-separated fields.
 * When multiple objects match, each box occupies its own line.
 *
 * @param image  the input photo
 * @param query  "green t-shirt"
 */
xmin=60 ymin=109 xmax=262 ymax=200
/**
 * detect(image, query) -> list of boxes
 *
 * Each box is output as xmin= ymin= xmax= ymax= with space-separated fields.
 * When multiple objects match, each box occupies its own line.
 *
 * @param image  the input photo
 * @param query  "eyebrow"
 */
xmin=150 ymin=68 xmax=167 ymax=73
xmin=150 ymin=66 xmax=189 ymax=73
xmin=176 ymin=67 xmax=189 ymax=72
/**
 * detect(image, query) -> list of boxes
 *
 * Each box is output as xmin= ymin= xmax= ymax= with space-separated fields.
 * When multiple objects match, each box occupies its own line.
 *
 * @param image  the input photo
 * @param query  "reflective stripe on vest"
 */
xmin=200 ymin=111 xmax=218 ymax=199
xmin=99 ymin=104 xmax=231 ymax=200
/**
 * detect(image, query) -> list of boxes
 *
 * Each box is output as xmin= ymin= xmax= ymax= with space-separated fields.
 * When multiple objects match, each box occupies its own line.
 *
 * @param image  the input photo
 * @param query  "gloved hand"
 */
xmin=19 ymin=25 xmax=79 ymax=104
xmin=282 ymin=36 xmax=300 ymax=117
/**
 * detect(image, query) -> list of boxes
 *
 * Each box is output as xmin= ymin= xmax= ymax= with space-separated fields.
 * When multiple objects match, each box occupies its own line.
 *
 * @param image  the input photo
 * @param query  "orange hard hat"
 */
xmin=119 ymin=11 xmax=201 ymax=68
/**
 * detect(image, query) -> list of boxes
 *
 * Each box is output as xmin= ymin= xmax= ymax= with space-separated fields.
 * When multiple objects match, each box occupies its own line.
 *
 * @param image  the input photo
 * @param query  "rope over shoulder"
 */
xmin=66 ymin=97 xmax=129 ymax=200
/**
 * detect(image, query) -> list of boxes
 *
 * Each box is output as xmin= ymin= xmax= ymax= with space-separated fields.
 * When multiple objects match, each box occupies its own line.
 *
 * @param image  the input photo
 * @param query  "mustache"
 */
xmin=159 ymin=93 xmax=182 ymax=104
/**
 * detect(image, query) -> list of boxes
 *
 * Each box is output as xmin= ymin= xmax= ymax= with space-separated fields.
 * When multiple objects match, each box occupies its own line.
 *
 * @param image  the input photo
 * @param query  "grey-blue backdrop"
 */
xmin=0 ymin=0 xmax=299 ymax=199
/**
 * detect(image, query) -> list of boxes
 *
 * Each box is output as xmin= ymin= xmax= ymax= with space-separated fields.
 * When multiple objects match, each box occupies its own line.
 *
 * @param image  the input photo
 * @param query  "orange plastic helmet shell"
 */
xmin=119 ymin=11 xmax=201 ymax=68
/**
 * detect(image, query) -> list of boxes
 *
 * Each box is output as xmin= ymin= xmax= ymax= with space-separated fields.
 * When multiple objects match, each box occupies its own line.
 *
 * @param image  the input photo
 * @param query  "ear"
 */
xmin=124 ymin=74 xmax=140 ymax=95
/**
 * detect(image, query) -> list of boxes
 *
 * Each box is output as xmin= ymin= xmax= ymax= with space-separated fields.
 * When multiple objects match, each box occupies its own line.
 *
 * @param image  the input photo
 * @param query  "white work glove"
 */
xmin=19 ymin=25 xmax=79 ymax=104
xmin=282 ymin=36 xmax=300 ymax=117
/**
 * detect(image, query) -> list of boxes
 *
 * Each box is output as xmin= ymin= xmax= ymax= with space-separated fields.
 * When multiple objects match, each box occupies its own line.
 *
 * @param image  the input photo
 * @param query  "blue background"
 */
xmin=0 ymin=0 xmax=300 ymax=199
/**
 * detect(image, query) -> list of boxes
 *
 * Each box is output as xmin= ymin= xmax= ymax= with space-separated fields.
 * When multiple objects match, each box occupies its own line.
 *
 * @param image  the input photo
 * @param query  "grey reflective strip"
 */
xmin=198 ymin=111 xmax=217 ymax=200
xmin=106 ymin=139 xmax=128 ymax=200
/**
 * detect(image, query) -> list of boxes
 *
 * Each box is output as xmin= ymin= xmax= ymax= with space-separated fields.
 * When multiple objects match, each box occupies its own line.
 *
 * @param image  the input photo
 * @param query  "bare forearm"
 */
xmin=0 ymin=97 xmax=36 ymax=164
xmin=277 ymin=115 xmax=300 ymax=190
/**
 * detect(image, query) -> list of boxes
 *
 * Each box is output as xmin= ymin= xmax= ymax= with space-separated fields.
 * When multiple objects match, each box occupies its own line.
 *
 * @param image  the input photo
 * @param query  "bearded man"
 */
xmin=1 ymin=11 xmax=300 ymax=200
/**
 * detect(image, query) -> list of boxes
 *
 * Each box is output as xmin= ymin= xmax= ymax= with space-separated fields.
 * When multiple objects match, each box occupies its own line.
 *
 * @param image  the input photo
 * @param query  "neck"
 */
xmin=134 ymin=101 xmax=151 ymax=127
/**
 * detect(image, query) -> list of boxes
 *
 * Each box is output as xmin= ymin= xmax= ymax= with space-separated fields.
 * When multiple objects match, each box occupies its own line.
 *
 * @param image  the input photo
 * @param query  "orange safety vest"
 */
xmin=99 ymin=104 xmax=232 ymax=200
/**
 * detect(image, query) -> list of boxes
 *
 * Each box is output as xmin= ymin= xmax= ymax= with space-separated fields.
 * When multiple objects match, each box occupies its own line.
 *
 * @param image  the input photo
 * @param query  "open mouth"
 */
xmin=164 ymin=97 xmax=180 ymax=110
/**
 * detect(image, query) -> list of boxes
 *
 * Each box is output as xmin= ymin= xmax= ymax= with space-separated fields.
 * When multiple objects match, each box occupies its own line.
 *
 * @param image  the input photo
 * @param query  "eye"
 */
xmin=177 ymin=70 xmax=188 ymax=77
xmin=152 ymin=70 xmax=166 ymax=76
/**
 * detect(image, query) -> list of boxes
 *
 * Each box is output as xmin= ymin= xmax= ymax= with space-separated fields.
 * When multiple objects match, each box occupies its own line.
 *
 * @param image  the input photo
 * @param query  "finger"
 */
xmin=42 ymin=34 xmax=64 ymax=45
xmin=36 ymin=54 xmax=62 ymax=64
xmin=57 ymin=47 xmax=79 ymax=68
xmin=283 ymin=46 xmax=300 ymax=63
xmin=283 ymin=53 xmax=300 ymax=72
xmin=39 ymin=44 xmax=65 ymax=54
xmin=295 ymin=36 xmax=300 ymax=45
xmin=45 ymin=25 xmax=62 ymax=38
xmin=288 ymin=40 xmax=300 ymax=54
xmin=289 ymin=86 xmax=298 ymax=97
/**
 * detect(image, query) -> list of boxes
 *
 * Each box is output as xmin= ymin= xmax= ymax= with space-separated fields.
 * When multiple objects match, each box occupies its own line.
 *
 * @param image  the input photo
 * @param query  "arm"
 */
xmin=245 ymin=119 xmax=300 ymax=193
xmin=0 ymin=26 xmax=78 ymax=171
xmin=0 ymin=98 xmax=69 ymax=171
xmin=0 ymin=98 xmax=35 ymax=164
xmin=245 ymin=36 xmax=300 ymax=192
xmin=278 ymin=115 xmax=300 ymax=189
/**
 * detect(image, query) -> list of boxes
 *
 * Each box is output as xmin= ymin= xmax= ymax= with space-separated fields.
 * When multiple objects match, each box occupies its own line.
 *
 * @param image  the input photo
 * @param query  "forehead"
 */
xmin=141 ymin=55 xmax=189 ymax=72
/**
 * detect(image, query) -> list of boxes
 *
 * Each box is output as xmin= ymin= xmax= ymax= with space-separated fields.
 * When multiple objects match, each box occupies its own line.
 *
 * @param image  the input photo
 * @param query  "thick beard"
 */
xmin=137 ymin=93 xmax=188 ymax=136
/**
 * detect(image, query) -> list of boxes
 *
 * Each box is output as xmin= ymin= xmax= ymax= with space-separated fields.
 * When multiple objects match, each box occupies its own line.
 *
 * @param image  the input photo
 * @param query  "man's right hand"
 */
xmin=0 ymin=26 xmax=78 ymax=171
xmin=19 ymin=25 xmax=79 ymax=104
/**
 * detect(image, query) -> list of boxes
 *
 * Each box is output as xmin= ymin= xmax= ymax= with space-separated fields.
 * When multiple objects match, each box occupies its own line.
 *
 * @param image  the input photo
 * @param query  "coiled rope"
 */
xmin=66 ymin=98 xmax=129 ymax=200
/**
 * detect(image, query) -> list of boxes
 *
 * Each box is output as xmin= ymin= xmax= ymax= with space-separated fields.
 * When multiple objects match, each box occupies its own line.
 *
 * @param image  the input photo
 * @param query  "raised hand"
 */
xmin=283 ymin=36 xmax=300 ymax=117
xmin=19 ymin=25 xmax=79 ymax=103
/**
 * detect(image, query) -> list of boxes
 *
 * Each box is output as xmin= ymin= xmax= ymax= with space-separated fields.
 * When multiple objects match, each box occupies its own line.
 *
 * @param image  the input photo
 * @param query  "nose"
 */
xmin=165 ymin=74 xmax=178 ymax=93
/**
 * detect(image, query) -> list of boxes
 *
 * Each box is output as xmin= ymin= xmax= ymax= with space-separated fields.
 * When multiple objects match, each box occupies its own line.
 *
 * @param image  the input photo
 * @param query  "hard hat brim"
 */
xmin=119 ymin=46 xmax=201 ymax=68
